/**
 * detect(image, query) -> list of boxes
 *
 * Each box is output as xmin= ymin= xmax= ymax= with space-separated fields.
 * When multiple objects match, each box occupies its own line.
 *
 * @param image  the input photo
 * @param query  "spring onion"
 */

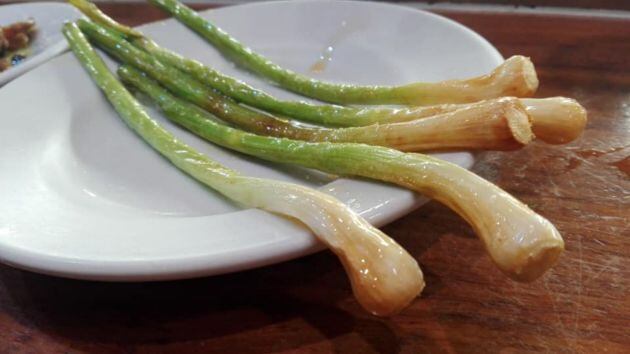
xmin=147 ymin=0 xmax=539 ymax=105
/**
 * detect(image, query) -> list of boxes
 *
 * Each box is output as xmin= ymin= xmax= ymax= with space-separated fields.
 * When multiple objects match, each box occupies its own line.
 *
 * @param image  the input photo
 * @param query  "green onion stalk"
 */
xmin=147 ymin=0 xmax=539 ymax=106
xmin=63 ymin=21 xmax=425 ymax=317
xmin=137 ymin=36 xmax=478 ymax=128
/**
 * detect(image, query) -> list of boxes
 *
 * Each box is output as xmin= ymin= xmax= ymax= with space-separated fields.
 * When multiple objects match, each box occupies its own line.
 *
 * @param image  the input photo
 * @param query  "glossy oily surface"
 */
xmin=0 ymin=2 xmax=82 ymax=85
xmin=0 ymin=0 xmax=495 ymax=280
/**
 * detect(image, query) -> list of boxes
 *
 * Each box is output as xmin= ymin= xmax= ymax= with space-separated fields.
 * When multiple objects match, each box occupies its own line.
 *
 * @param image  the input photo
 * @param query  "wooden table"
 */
xmin=1 ymin=3 xmax=628 ymax=353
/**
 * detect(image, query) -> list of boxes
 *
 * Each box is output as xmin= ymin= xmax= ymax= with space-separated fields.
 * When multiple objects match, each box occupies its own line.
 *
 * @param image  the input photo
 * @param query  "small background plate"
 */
xmin=0 ymin=2 xmax=82 ymax=86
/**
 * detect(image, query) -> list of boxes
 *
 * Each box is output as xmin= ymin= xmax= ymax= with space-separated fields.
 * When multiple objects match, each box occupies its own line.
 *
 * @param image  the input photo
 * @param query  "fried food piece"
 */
xmin=0 ymin=20 xmax=37 ymax=72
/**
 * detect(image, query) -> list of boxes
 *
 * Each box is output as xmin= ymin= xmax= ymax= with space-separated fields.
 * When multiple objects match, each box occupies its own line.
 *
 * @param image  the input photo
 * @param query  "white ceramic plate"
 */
xmin=0 ymin=2 xmax=82 ymax=86
xmin=0 ymin=0 xmax=502 ymax=281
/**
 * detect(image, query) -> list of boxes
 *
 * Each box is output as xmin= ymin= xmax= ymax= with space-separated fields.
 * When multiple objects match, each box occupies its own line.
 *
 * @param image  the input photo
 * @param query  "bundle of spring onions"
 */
xmin=65 ymin=0 xmax=587 ymax=315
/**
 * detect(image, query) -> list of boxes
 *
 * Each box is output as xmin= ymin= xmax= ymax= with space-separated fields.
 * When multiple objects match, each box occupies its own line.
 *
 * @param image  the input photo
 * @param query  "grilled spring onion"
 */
xmin=69 ymin=0 xmax=586 ymax=143
xmin=78 ymin=19 xmax=534 ymax=152
xmin=351 ymin=97 xmax=586 ymax=145
xmin=147 ymin=0 xmax=539 ymax=105
xmin=118 ymin=64 xmax=565 ymax=282
xmin=137 ymin=34 xmax=493 ymax=128
xmin=63 ymin=22 xmax=425 ymax=317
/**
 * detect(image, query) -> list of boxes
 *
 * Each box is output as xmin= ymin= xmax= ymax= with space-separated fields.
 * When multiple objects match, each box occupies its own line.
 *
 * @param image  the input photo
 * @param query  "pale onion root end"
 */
xmin=350 ymin=266 xmax=426 ymax=317
xmin=506 ymin=237 xmax=565 ymax=282
xmin=522 ymin=97 xmax=588 ymax=144
xmin=493 ymin=56 xmax=540 ymax=98
xmin=504 ymin=100 xmax=535 ymax=148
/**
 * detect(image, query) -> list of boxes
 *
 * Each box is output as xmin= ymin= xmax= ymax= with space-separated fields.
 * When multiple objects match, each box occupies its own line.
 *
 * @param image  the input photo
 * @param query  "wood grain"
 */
xmin=1 ymin=3 xmax=628 ymax=353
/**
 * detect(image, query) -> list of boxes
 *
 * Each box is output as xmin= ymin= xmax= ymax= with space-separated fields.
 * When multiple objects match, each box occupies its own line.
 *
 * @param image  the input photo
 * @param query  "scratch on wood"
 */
xmin=542 ymin=277 xmax=575 ymax=349
xmin=574 ymin=234 xmax=583 ymax=341
xmin=584 ymin=257 xmax=621 ymax=285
